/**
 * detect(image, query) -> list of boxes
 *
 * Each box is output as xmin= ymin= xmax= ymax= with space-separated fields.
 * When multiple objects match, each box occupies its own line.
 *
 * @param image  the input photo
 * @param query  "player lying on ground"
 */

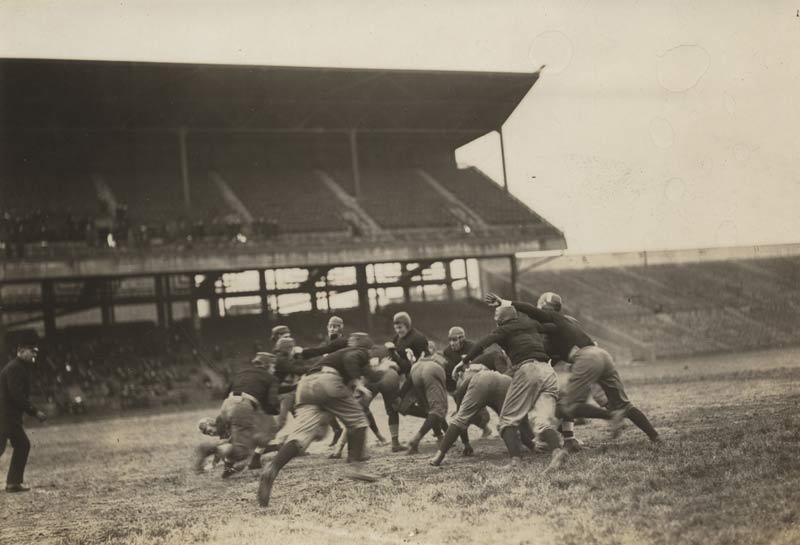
xmin=485 ymin=292 xmax=661 ymax=444
xmin=460 ymin=303 xmax=568 ymax=473
xmin=193 ymin=352 xmax=291 ymax=478
xmin=257 ymin=333 xmax=383 ymax=508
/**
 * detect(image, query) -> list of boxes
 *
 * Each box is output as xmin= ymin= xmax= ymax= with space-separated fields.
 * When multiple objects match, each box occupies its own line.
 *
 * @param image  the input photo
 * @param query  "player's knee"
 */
xmin=497 ymin=418 xmax=517 ymax=433
xmin=608 ymin=400 xmax=633 ymax=412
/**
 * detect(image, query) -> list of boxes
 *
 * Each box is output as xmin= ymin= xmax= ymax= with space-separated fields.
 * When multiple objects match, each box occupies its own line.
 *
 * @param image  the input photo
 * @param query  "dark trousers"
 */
xmin=0 ymin=423 xmax=31 ymax=486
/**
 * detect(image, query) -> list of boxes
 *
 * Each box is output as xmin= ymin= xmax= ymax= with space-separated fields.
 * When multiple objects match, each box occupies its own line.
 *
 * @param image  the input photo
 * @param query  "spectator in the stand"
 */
xmin=113 ymin=205 xmax=129 ymax=246
xmin=84 ymin=216 xmax=98 ymax=247
xmin=191 ymin=219 xmax=206 ymax=240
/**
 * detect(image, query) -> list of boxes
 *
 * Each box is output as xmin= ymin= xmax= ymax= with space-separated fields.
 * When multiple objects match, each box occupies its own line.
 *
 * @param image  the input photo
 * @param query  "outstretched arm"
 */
xmin=463 ymin=330 xmax=503 ymax=365
xmin=484 ymin=292 xmax=555 ymax=323
xmin=301 ymin=337 xmax=348 ymax=360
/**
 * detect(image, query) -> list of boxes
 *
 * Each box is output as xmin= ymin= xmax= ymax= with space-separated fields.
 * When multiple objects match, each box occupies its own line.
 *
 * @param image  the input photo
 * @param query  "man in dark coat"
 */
xmin=1 ymin=343 xmax=48 ymax=493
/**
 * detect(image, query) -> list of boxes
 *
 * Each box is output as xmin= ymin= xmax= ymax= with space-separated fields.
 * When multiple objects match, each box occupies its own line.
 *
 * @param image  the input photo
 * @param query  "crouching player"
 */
xmin=193 ymin=352 xmax=287 ymax=478
xmin=405 ymin=354 xmax=472 ymax=455
xmin=257 ymin=333 xmax=383 ymax=508
xmin=429 ymin=363 xmax=537 ymax=466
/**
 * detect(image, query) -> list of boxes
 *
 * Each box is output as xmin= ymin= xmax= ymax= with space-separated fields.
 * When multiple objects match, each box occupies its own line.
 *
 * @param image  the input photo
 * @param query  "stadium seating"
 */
xmin=104 ymin=171 xmax=186 ymax=228
xmin=1 ymin=170 xmax=104 ymax=244
xmin=356 ymin=169 xmax=460 ymax=230
xmin=518 ymin=256 xmax=800 ymax=359
xmin=219 ymin=170 xmax=350 ymax=234
xmin=428 ymin=167 xmax=546 ymax=226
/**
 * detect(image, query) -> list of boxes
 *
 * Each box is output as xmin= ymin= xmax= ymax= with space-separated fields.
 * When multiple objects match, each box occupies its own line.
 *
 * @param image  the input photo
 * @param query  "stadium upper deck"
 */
xmin=0 ymin=58 xmax=565 ymax=281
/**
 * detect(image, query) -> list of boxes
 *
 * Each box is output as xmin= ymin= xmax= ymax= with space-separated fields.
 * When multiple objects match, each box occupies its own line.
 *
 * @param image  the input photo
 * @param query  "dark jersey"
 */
xmin=472 ymin=350 xmax=510 ymax=374
xmin=511 ymin=301 xmax=594 ymax=362
xmin=275 ymin=352 xmax=314 ymax=384
xmin=390 ymin=328 xmax=429 ymax=374
xmin=313 ymin=347 xmax=379 ymax=383
xmin=229 ymin=365 xmax=281 ymax=414
xmin=0 ymin=358 xmax=38 ymax=425
xmin=464 ymin=315 xmax=548 ymax=366
xmin=443 ymin=340 xmax=476 ymax=392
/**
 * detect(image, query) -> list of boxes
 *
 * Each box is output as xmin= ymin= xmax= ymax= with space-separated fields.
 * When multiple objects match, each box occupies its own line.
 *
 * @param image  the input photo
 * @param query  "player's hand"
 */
xmin=291 ymin=346 xmax=304 ymax=356
xmin=484 ymin=292 xmax=503 ymax=307
xmin=35 ymin=410 xmax=48 ymax=423
xmin=384 ymin=342 xmax=396 ymax=350
xmin=451 ymin=361 xmax=464 ymax=381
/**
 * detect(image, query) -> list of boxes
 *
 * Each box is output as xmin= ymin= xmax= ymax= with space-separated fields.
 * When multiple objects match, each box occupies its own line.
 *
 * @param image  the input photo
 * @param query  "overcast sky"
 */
xmin=2 ymin=1 xmax=799 ymax=253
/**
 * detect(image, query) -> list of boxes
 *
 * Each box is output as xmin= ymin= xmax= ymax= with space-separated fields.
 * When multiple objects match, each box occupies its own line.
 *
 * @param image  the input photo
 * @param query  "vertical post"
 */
xmin=355 ymin=264 xmax=372 ymax=332
xmin=509 ymin=255 xmax=518 ymax=300
xmin=402 ymin=263 xmax=411 ymax=303
xmin=164 ymin=275 xmax=173 ymax=327
xmin=154 ymin=275 xmax=166 ymax=329
xmin=206 ymin=272 xmax=221 ymax=320
xmin=189 ymin=274 xmax=201 ymax=341
xmin=464 ymin=259 xmax=472 ymax=299
xmin=349 ymin=129 xmax=362 ymax=199
xmin=259 ymin=269 xmax=269 ymax=324
xmin=499 ymin=128 xmax=509 ymax=193
xmin=179 ymin=127 xmax=191 ymax=209
xmin=325 ymin=276 xmax=331 ymax=312
xmin=100 ymin=278 xmax=114 ymax=327
xmin=444 ymin=260 xmax=455 ymax=301
xmin=41 ymin=280 xmax=57 ymax=340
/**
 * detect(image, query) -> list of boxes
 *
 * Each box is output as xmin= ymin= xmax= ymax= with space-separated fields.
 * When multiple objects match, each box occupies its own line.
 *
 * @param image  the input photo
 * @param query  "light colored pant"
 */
xmin=286 ymin=371 xmax=369 ymax=451
xmin=562 ymin=346 xmax=630 ymax=412
xmin=277 ymin=392 xmax=295 ymax=431
xmin=498 ymin=360 xmax=558 ymax=434
xmin=217 ymin=396 xmax=277 ymax=464
xmin=410 ymin=359 xmax=448 ymax=420
xmin=452 ymin=370 xmax=511 ymax=429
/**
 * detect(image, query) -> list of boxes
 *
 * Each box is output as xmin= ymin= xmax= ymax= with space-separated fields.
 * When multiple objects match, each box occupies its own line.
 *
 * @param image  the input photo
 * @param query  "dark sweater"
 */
xmin=511 ymin=301 xmax=594 ymax=362
xmin=464 ymin=315 xmax=548 ymax=366
xmin=228 ymin=366 xmax=281 ymax=414
xmin=311 ymin=347 xmax=380 ymax=383
xmin=0 ymin=358 xmax=38 ymax=426
xmin=390 ymin=328 xmax=429 ymax=374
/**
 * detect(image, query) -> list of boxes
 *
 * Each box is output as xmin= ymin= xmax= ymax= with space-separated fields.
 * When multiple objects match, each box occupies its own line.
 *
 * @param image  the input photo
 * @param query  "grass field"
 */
xmin=2 ymin=347 xmax=800 ymax=545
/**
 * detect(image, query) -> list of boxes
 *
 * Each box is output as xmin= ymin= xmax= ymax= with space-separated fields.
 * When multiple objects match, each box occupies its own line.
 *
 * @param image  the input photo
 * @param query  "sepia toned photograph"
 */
xmin=1 ymin=2 xmax=799 ymax=544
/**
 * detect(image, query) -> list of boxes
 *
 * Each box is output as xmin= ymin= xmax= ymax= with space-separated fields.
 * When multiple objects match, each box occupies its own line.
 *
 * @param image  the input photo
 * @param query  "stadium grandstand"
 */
xmin=2 ymin=59 xmax=799 ymax=416
xmin=0 ymin=58 xmax=564 ymax=413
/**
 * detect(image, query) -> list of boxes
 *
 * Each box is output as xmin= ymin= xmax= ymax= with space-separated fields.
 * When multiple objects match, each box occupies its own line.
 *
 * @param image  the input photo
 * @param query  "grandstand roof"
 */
xmin=0 ymin=58 xmax=541 ymax=141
